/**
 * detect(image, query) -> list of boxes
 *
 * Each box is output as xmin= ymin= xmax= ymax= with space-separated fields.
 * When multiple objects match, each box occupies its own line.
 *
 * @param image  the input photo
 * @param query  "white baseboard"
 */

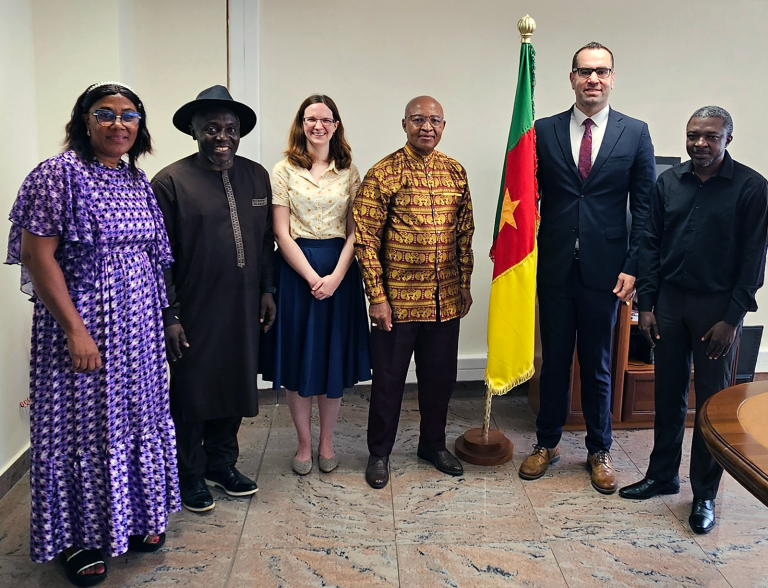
xmin=405 ymin=353 xmax=487 ymax=383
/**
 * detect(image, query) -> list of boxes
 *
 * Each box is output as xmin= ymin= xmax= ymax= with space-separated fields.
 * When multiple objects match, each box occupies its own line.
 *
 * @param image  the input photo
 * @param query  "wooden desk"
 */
xmin=700 ymin=381 xmax=768 ymax=508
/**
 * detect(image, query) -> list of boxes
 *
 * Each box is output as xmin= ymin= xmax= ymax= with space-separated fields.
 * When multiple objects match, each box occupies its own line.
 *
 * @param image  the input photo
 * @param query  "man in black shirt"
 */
xmin=619 ymin=106 xmax=768 ymax=534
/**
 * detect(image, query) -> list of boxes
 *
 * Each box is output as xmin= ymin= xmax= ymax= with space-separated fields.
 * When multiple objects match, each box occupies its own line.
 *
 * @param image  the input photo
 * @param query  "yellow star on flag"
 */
xmin=500 ymin=189 xmax=520 ymax=230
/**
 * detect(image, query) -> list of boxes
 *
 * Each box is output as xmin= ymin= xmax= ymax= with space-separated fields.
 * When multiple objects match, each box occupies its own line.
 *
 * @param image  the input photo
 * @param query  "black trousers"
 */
xmin=646 ymin=282 xmax=740 ymax=500
xmin=367 ymin=318 xmax=460 ymax=456
xmin=174 ymin=416 xmax=243 ymax=478
xmin=537 ymin=260 xmax=619 ymax=453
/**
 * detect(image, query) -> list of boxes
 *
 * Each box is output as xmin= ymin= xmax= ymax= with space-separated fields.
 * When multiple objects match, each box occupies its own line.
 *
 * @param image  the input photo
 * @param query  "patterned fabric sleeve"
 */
xmin=5 ymin=152 xmax=98 ymax=297
xmin=271 ymin=160 xmax=290 ymax=207
xmin=455 ymin=165 xmax=475 ymax=289
xmin=140 ymin=171 xmax=174 ymax=308
xmin=353 ymin=165 xmax=391 ymax=305
xmin=349 ymin=164 xmax=361 ymax=202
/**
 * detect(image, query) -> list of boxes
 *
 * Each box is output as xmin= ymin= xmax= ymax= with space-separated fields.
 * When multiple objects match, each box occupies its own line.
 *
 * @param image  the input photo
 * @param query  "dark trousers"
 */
xmin=646 ymin=282 xmax=739 ymax=500
xmin=174 ymin=416 xmax=243 ymax=477
xmin=367 ymin=318 xmax=460 ymax=456
xmin=537 ymin=260 xmax=619 ymax=453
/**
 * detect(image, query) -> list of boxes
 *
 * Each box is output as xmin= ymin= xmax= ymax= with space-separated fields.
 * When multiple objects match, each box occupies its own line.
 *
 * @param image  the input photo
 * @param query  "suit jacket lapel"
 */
xmin=585 ymin=107 xmax=625 ymax=186
xmin=553 ymin=109 xmax=581 ymax=183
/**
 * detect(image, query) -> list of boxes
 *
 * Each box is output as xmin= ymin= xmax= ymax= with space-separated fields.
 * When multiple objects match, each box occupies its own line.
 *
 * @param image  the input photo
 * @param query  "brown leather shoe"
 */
xmin=518 ymin=445 xmax=560 ymax=480
xmin=587 ymin=450 xmax=617 ymax=494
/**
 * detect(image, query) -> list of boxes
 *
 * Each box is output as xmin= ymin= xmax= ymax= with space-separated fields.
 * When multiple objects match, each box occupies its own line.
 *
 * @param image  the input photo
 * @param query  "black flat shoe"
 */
xmin=180 ymin=474 xmax=215 ymax=512
xmin=128 ymin=533 xmax=166 ymax=553
xmin=417 ymin=446 xmax=464 ymax=476
xmin=689 ymin=498 xmax=716 ymax=534
xmin=60 ymin=548 xmax=107 ymax=587
xmin=205 ymin=465 xmax=258 ymax=497
xmin=619 ymin=477 xmax=680 ymax=500
xmin=365 ymin=455 xmax=389 ymax=489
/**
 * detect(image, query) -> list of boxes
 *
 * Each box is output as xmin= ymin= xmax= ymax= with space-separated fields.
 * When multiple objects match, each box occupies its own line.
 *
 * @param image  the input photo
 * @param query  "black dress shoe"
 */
xmin=417 ymin=446 xmax=464 ymax=476
xmin=204 ymin=465 xmax=258 ymax=497
xmin=180 ymin=474 xmax=215 ymax=513
xmin=365 ymin=455 xmax=389 ymax=489
xmin=689 ymin=498 xmax=716 ymax=534
xmin=619 ymin=477 xmax=680 ymax=500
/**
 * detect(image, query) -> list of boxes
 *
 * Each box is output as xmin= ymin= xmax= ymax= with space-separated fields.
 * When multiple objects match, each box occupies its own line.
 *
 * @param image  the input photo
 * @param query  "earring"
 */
xmin=87 ymin=129 xmax=91 ymax=137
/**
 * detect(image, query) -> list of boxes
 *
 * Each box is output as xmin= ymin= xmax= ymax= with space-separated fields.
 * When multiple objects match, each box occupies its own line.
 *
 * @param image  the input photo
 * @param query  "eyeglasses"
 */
xmin=572 ymin=67 xmax=613 ymax=79
xmin=406 ymin=115 xmax=444 ymax=127
xmin=303 ymin=117 xmax=336 ymax=127
xmin=91 ymin=109 xmax=142 ymax=127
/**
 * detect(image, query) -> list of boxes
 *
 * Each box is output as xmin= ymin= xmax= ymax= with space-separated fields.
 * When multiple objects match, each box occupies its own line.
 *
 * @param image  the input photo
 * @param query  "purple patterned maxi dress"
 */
xmin=6 ymin=151 xmax=180 ymax=563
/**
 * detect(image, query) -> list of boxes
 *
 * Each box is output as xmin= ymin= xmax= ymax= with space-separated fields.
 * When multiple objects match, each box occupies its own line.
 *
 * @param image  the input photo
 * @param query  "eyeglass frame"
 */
xmin=90 ymin=109 xmax=142 ymax=127
xmin=571 ymin=67 xmax=614 ymax=79
xmin=404 ymin=114 xmax=445 ymax=127
xmin=302 ymin=117 xmax=337 ymax=127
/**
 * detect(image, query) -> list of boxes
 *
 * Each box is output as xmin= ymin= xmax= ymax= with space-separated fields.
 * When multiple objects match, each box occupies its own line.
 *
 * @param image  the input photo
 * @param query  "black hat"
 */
xmin=173 ymin=85 xmax=257 ymax=137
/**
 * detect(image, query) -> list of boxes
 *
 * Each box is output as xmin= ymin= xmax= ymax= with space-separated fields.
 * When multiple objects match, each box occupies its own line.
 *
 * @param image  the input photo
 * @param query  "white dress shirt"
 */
xmin=569 ymin=103 xmax=610 ymax=167
xmin=569 ymin=104 xmax=610 ymax=251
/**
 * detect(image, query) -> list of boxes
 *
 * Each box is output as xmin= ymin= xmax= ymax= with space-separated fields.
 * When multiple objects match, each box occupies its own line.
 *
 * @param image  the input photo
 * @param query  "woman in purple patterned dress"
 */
xmin=6 ymin=83 xmax=180 ymax=587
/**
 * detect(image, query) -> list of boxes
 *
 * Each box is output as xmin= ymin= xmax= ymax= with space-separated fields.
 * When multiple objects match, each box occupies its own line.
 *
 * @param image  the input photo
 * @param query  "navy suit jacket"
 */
xmin=535 ymin=107 xmax=656 ymax=291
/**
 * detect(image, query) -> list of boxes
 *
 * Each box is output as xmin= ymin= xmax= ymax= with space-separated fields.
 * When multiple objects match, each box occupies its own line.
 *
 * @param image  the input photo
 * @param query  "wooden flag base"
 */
xmin=455 ymin=428 xmax=514 ymax=466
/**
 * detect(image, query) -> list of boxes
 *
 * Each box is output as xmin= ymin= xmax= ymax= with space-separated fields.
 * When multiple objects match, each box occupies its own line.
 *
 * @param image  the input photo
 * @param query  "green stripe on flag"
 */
xmin=493 ymin=43 xmax=535 ymax=240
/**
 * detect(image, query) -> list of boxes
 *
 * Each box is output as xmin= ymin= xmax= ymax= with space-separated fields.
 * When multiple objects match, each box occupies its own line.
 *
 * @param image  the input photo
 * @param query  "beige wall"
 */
xmin=250 ymin=0 xmax=768 ymax=370
xmin=0 ymin=0 xmax=228 ymax=477
xmin=0 ymin=0 xmax=38 ymax=477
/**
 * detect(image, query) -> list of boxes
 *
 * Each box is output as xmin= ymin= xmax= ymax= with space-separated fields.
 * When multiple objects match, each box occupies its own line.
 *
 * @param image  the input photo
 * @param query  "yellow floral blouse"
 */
xmin=271 ymin=158 xmax=360 ymax=240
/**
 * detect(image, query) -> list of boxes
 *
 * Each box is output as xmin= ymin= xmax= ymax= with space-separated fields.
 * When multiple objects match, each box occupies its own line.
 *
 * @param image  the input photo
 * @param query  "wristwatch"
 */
xmin=262 ymin=287 xmax=277 ymax=294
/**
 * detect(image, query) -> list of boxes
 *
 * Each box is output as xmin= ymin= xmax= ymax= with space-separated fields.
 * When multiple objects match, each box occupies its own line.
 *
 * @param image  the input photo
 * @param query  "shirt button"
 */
xmin=695 ymin=206 xmax=699 ymax=210
xmin=579 ymin=195 xmax=584 ymax=200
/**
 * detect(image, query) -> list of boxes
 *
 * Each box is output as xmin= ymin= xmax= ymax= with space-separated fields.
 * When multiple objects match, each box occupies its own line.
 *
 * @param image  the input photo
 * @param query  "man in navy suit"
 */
xmin=518 ymin=42 xmax=656 ymax=493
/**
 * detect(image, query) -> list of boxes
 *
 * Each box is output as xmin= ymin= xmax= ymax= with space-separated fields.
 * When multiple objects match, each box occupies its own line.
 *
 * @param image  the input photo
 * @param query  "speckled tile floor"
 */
xmin=2 ymin=387 xmax=767 ymax=588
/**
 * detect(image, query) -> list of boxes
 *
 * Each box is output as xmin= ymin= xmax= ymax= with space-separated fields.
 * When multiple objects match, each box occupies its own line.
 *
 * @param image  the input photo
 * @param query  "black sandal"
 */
xmin=59 ymin=548 xmax=107 ymax=587
xmin=128 ymin=532 xmax=166 ymax=552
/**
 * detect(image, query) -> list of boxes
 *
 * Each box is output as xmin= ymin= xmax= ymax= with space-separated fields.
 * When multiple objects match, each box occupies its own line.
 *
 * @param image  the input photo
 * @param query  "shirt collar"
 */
xmin=676 ymin=150 xmax=734 ymax=181
xmin=296 ymin=159 xmax=340 ymax=183
xmin=572 ymin=103 xmax=610 ymax=128
xmin=404 ymin=142 xmax=436 ymax=165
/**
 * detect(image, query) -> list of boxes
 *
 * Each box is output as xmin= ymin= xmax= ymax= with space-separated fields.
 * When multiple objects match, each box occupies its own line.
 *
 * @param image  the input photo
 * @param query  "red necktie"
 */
xmin=578 ymin=118 xmax=594 ymax=182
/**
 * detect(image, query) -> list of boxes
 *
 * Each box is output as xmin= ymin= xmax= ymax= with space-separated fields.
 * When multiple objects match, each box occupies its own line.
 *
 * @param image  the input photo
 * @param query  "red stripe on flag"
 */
xmin=491 ymin=128 xmax=538 ymax=279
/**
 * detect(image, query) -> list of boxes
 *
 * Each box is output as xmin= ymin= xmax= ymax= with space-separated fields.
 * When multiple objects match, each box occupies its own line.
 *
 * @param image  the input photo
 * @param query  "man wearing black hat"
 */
xmin=152 ymin=85 xmax=276 ymax=513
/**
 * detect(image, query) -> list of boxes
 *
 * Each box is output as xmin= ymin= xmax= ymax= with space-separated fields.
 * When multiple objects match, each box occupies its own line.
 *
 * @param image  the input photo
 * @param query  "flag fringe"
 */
xmin=491 ymin=244 xmax=537 ymax=284
xmin=484 ymin=364 xmax=535 ymax=396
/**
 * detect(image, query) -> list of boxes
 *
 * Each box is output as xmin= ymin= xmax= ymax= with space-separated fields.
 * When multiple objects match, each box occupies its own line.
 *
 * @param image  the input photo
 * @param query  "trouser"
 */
xmin=174 ymin=416 xmax=243 ymax=477
xmin=536 ymin=259 xmax=619 ymax=453
xmin=367 ymin=318 xmax=460 ymax=456
xmin=646 ymin=281 xmax=740 ymax=500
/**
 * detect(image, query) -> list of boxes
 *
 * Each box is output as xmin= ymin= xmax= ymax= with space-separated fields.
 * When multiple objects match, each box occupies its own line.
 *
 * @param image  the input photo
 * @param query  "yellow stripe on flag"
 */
xmin=485 ymin=246 xmax=537 ymax=395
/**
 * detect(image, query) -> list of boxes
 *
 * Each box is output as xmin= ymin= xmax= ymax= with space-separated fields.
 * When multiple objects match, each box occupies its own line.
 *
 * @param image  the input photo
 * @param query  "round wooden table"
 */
xmin=700 ymin=381 xmax=768 ymax=508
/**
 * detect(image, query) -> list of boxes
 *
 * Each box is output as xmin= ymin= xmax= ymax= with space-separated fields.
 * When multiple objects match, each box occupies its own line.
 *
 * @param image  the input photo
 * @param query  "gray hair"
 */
xmin=689 ymin=106 xmax=733 ymax=136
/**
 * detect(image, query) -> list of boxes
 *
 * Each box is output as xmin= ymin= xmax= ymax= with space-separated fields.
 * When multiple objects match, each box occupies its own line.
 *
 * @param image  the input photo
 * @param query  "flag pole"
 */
xmin=482 ymin=387 xmax=492 ymax=441
xmin=455 ymin=15 xmax=536 ymax=465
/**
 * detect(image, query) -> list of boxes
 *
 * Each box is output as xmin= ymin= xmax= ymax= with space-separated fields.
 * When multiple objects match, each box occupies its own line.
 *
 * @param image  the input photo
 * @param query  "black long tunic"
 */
xmin=152 ymin=155 xmax=274 ymax=421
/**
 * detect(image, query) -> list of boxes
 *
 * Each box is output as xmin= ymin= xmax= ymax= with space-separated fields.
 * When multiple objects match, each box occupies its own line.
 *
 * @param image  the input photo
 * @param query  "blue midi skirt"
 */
xmin=260 ymin=238 xmax=372 ymax=398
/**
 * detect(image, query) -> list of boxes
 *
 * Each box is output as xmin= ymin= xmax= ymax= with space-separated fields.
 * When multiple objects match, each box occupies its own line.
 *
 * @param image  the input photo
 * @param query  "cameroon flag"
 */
xmin=485 ymin=41 xmax=539 ymax=394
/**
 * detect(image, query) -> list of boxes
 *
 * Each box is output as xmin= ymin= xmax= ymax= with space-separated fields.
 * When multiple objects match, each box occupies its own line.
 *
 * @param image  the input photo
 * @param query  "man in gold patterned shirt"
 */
xmin=353 ymin=96 xmax=474 ymax=489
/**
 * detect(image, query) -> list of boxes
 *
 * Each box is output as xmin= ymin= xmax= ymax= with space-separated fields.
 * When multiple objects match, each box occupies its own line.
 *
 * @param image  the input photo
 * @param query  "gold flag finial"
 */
xmin=518 ymin=14 xmax=536 ymax=43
